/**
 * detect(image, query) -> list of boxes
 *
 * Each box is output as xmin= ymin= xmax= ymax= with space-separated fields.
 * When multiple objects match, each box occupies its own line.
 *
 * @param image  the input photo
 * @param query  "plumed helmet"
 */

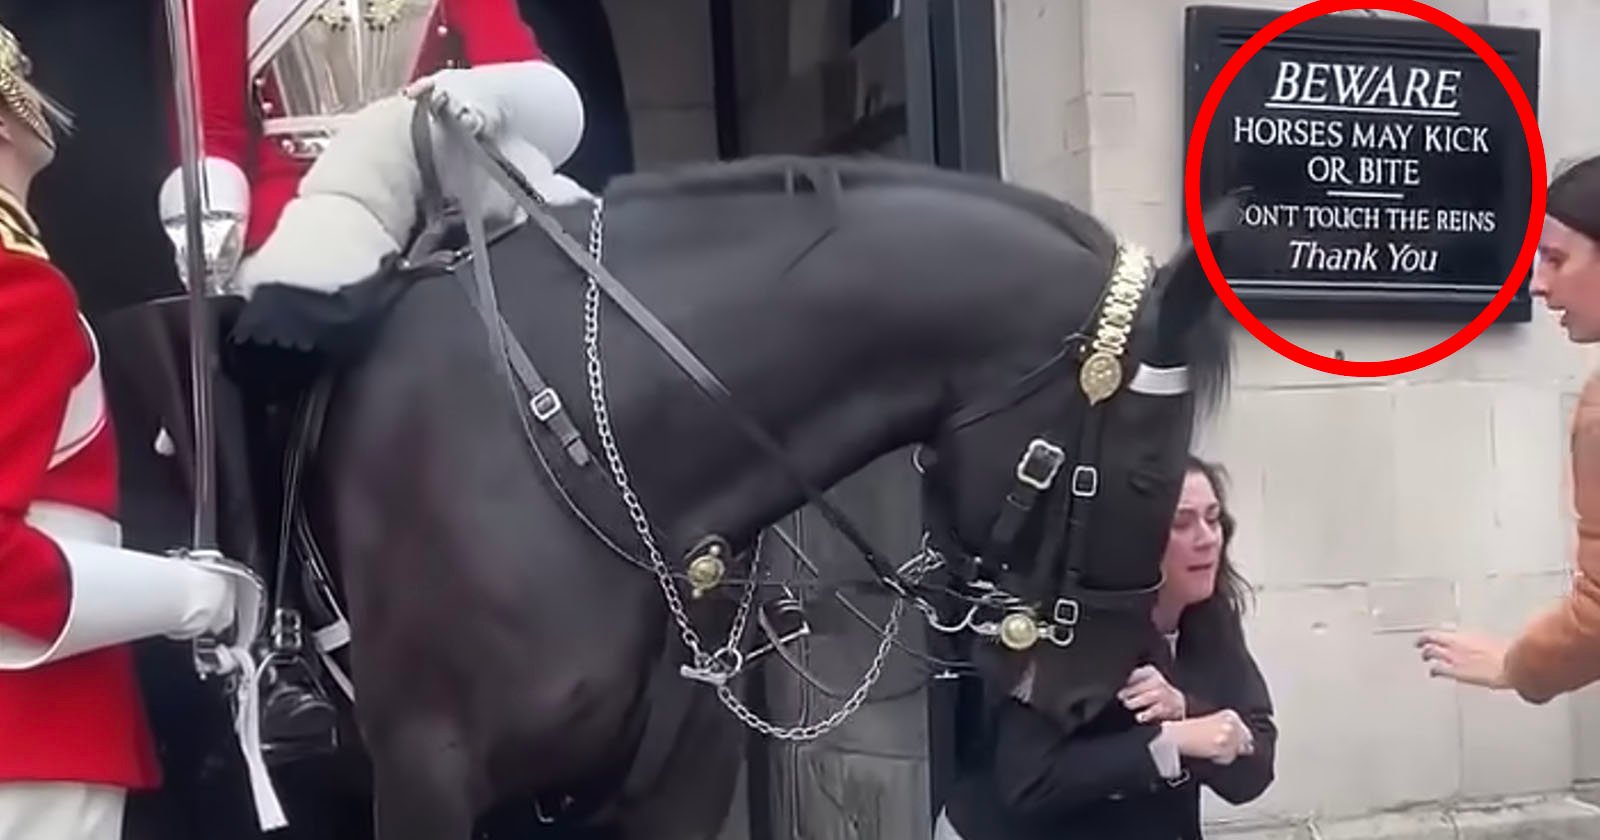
xmin=0 ymin=21 xmax=71 ymax=147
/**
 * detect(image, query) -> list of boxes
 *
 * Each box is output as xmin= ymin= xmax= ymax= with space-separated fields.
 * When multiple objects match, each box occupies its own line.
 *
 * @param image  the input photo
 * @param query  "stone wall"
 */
xmin=996 ymin=0 xmax=1600 ymax=835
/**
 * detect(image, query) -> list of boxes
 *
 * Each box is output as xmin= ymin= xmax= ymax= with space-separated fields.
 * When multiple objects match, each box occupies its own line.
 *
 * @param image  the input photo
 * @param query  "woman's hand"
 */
xmin=1118 ymin=664 xmax=1186 ymax=724
xmin=1161 ymin=710 xmax=1254 ymax=764
xmin=1416 ymin=628 xmax=1512 ymax=690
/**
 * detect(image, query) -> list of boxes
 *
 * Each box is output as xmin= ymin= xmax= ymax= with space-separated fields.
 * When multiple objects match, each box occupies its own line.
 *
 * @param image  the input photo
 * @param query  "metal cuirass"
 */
xmin=257 ymin=0 xmax=442 ymax=158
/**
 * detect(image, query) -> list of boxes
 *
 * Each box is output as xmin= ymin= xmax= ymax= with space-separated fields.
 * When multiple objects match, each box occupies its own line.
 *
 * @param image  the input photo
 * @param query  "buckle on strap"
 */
xmin=530 ymin=388 xmax=562 ymax=422
xmin=1070 ymin=465 xmax=1099 ymax=498
xmin=1016 ymin=439 xmax=1067 ymax=491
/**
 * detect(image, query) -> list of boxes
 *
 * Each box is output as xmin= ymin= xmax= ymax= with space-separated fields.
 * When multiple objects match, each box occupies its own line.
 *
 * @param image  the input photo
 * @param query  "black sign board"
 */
xmin=1183 ymin=6 xmax=1540 ymax=321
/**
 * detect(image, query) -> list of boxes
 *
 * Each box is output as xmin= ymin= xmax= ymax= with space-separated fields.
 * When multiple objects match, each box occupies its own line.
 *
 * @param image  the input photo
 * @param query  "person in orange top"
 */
xmin=1419 ymin=155 xmax=1600 ymax=704
xmin=0 ymin=20 xmax=251 ymax=840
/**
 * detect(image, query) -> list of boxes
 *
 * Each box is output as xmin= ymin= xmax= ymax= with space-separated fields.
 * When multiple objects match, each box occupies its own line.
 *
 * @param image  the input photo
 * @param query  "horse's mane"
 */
xmin=605 ymin=154 xmax=1119 ymax=261
xmin=603 ymin=154 xmax=1230 ymax=413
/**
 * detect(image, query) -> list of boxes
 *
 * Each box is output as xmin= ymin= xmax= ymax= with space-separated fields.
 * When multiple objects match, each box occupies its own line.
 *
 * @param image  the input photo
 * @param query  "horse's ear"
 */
xmin=1150 ymin=189 xmax=1246 ymax=357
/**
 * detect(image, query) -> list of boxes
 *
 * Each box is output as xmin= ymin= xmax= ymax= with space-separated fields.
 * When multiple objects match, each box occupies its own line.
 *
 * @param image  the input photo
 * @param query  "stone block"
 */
xmin=1007 ymin=151 xmax=1093 ymax=208
xmin=1392 ymin=384 xmax=1498 ymax=581
xmin=1368 ymin=578 xmax=1457 ymax=635
xmin=1204 ymin=818 xmax=1315 ymax=840
xmin=1063 ymin=93 xmax=1090 ymax=155
xmin=1316 ymin=810 xmax=1457 ymax=840
xmin=1227 ymin=321 xmax=1467 ymax=391
xmin=1221 ymin=317 xmax=1589 ymax=394
xmin=996 ymin=0 xmax=1082 ymax=177
xmin=1091 ymin=189 xmax=1180 ymax=254
xmin=1228 ymin=585 xmax=1461 ymax=823
xmin=1456 ymin=573 xmax=1577 ymax=799
xmin=1087 ymin=92 xmax=1138 ymax=152
xmin=1250 ymin=387 xmax=1397 ymax=587
xmin=1569 ymin=681 xmax=1600 ymax=781
xmin=1486 ymin=385 xmax=1569 ymax=577
xmin=1453 ymin=796 xmax=1600 ymax=839
xmin=1081 ymin=0 xmax=1168 ymax=99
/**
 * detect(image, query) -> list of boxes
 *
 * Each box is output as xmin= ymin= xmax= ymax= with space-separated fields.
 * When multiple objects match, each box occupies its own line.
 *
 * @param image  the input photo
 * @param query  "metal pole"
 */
xmin=162 ymin=0 xmax=217 ymax=551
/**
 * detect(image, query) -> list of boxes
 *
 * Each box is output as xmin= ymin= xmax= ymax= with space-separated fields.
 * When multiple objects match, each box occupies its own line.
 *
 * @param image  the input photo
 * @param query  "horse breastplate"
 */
xmin=259 ymin=0 xmax=440 ymax=157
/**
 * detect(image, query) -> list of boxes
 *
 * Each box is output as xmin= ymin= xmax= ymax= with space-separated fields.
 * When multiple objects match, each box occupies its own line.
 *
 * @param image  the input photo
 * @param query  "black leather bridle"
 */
xmin=916 ymin=242 xmax=1174 ymax=651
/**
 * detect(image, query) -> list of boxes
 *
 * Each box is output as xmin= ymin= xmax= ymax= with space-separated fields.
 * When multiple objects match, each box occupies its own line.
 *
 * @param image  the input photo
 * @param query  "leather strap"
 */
xmin=426 ymin=100 xmax=921 ymax=599
xmin=413 ymin=101 xmax=593 ymax=467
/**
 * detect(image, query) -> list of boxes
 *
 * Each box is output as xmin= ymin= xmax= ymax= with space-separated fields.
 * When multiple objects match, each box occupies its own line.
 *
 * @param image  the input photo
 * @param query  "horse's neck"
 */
xmin=619 ymin=288 xmax=943 ymax=556
xmin=610 ymin=177 xmax=1077 ymax=557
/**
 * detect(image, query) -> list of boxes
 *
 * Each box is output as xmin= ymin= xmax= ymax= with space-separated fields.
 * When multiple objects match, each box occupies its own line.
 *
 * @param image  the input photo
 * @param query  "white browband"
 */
xmin=1127 ymin=364 xmax=1190 ymax=397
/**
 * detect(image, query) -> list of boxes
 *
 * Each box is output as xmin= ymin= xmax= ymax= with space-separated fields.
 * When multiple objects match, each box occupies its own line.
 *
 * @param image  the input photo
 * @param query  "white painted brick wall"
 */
xmin=996 ymin=0 xmax=1600 ymax=830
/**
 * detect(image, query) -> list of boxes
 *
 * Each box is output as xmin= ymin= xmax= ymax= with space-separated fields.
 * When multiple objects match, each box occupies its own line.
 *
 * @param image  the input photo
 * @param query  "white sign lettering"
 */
xmin=1269 ymin=61 xmax=1463 ymax=111
xmin=1226 ymin=56 xmax=1501 ymax=277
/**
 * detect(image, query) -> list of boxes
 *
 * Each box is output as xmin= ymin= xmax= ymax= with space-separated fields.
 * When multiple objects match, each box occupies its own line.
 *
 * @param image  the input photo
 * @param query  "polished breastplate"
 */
xmin=258 ymin=0 xmax=441 ymax=158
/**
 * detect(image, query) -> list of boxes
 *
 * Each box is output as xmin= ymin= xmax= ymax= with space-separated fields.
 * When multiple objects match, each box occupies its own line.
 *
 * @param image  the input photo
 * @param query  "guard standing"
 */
xmin=0 ymin=21 xmax=249 ymax=839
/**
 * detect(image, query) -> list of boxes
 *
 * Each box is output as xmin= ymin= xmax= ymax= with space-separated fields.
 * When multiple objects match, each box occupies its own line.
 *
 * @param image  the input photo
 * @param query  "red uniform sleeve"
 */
xmin=175 ymin=0 xmax=253 ymax=170
xmin=445 ymin=0 xmax=544 ymax=65
xmin=0 ymin=249 xmax=88 ymax=641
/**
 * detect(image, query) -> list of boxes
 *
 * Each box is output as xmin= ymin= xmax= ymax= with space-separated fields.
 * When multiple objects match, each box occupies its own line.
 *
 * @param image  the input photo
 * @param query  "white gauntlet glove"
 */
xmin=0 ymin=540 xmax=261 ymax=671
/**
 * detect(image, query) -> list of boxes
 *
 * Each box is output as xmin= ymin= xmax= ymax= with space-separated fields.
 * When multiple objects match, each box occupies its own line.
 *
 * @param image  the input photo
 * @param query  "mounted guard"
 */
xmin=145 ymin=0 xmax=588 ymax=762
xmin=0 ymin=18 xmax=264 ymax=840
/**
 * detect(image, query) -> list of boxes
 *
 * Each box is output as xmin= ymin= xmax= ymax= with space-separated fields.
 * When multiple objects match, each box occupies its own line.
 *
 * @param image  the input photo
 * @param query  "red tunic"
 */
xmin=186 ymin=0 xmax=544 ymax=252
xmin=0 ymin=191 xmax=159 ymax=789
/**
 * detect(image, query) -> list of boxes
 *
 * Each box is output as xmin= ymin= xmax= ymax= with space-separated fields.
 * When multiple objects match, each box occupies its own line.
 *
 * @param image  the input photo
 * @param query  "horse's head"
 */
xmin=919 ymin=195 xmax=1239 ymax=732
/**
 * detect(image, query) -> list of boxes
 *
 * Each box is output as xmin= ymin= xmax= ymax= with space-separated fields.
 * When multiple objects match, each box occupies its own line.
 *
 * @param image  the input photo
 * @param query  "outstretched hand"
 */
xmin=1416 ymin=628 xmax=1512 ymax=690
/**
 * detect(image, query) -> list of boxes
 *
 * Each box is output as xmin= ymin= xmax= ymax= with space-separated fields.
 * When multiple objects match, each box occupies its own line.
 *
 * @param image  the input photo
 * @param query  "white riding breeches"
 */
xmin=0 ymin=782 xmax=124 ymax=840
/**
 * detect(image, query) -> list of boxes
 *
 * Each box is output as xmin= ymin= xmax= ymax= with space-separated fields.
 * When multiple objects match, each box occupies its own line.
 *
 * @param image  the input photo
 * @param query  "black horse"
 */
xmin=127 ymin=131 xmax=1235 ymax=836
xmin=208 ymin=136 xmax=1235 ymax=838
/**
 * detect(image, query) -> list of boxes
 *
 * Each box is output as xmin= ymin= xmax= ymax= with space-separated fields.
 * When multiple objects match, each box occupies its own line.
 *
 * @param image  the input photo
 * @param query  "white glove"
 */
xmin=406 ymin=60 xmax=586 ymax=169
xmin=158 ymin=155 xmax=251 ymax=223
xmin=406 ymin=69 xmax=497 ymax=136
xmin=0 ymin=540 xmax=262 ymax=671
xmin=165 ymin=561 xmax=241 ymax=640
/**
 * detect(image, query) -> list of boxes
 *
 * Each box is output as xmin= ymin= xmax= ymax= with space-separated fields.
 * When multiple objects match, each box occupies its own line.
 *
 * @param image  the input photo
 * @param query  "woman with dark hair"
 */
xmin=936 ymin=456 xmax=1278 ymax=840
xmin=1421 ymin=153 xmax=1600 ymax=703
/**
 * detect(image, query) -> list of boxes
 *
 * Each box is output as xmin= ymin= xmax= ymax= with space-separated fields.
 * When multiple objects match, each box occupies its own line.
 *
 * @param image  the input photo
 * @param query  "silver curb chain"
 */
xmin=580 ymin=198 xmax=904 ymax=741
